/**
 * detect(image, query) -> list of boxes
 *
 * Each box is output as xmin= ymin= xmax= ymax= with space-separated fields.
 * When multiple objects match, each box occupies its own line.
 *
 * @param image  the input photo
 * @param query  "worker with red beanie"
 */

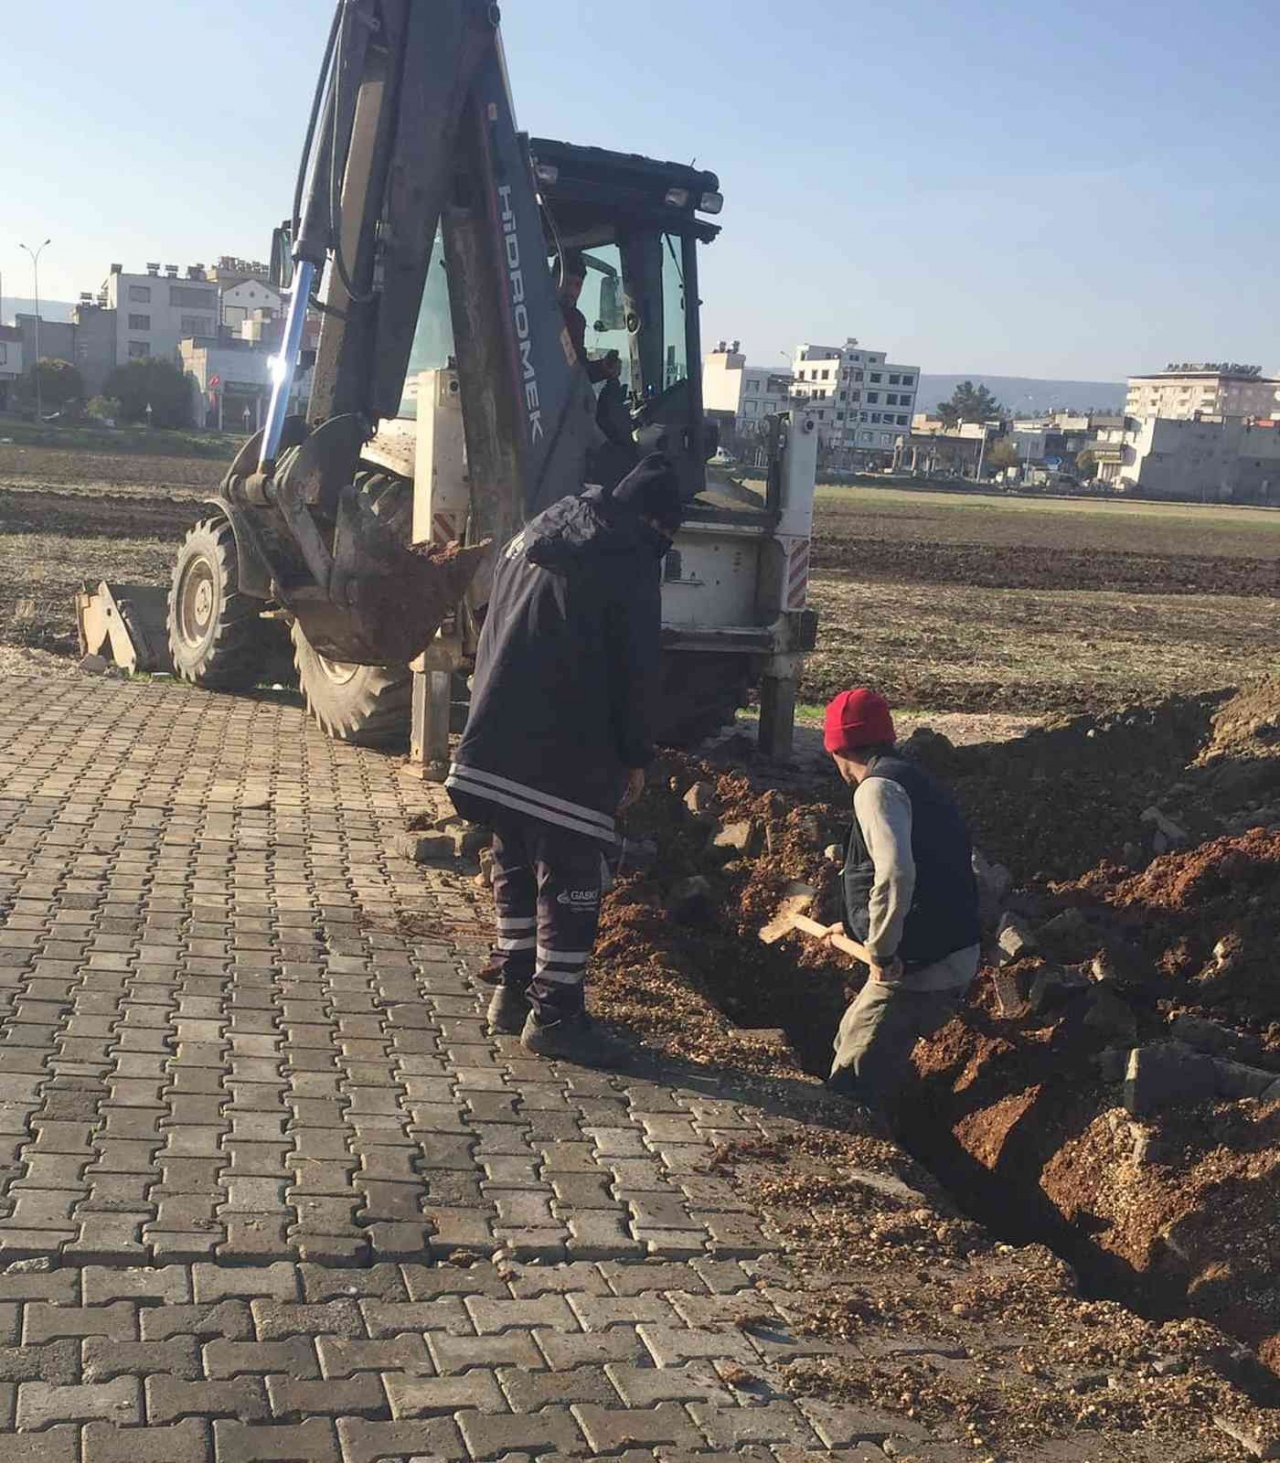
xmin=822 ymin=688 xmax=980 ymax=1117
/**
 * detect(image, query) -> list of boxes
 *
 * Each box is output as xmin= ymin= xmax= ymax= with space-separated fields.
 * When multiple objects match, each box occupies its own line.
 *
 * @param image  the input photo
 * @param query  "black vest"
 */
xmin=843 ymin=756 xmax=981 ymax=966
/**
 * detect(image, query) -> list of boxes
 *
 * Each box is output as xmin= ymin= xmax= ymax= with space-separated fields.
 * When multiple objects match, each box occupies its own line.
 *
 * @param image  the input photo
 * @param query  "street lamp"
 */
xmin=19 ymin=239 xmax=51 ymax=419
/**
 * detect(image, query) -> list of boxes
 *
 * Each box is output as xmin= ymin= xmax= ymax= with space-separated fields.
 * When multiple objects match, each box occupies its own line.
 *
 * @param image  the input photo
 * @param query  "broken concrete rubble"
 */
xmin=709 ymin=818 xmax=761 ymax=855
xmin=1124 ymin=1043 xmax=1218 ymax=1117
xmin=1122 ymin=1041 xmax=1279 ymax=1114
xmin=1082 ymin=985 xmax=1138 ymax=1042
xmin=995 ymin=912 xmax=1035 ymax=964
xmin=683 ymin=780 xmax=716 ymax=820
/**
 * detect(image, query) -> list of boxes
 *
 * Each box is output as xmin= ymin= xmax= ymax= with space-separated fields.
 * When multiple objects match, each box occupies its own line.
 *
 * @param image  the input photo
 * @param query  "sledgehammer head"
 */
xmin=758 ymin=886 xmax=818 ymax=945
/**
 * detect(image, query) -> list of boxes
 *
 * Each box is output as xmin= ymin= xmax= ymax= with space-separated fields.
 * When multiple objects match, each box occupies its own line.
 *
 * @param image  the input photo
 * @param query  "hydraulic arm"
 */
xmin=219 ymin=0 xmax=598 ymax=665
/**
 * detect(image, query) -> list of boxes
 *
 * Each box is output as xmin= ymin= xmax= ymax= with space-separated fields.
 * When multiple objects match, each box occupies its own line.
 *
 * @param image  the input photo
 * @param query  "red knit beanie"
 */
xmin=823 ymin=688 xmax=895 ymax=756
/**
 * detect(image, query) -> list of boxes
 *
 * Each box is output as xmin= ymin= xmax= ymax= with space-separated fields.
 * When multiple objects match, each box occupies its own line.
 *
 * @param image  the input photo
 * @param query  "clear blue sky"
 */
xmin=2 ymin=0 xmax=1276 ymax=379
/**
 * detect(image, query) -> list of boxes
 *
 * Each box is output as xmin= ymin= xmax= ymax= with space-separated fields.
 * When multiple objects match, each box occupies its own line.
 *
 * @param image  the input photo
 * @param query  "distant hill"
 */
xmin=918 ymin=373 xmax=1125 ymax=416
xmin=1 ymin=298 xmax=76 ymax=326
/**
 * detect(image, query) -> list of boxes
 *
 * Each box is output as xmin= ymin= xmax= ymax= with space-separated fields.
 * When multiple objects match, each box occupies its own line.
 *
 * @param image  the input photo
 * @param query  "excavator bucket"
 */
xmin=278 ymin=479 xmax=489 ymax=665
xmin=75 ymin=581 xmax=174 ymax=674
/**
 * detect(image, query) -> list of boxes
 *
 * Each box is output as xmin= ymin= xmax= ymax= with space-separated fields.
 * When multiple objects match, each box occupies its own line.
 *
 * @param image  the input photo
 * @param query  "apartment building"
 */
xmin=104 ymin=262 xmax=220 ymax=365
xmin=1126 ymin=363 xmax=1280 ymax=421
xmin=702 ymin=340 xmax=793 ymax=438
xmin=790 ymin=338 xmax=919 ymax=458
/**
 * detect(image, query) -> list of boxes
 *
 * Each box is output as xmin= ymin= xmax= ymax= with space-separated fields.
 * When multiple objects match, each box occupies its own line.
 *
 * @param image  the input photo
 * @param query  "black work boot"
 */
xmin=486 ymin=984 xmax=531 ymax=1036
xmin=519 ymin=1010 xmax=625 ymax=1068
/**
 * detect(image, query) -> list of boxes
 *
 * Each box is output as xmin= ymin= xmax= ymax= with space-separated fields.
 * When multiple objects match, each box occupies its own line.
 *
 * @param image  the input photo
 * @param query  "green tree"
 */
xmin=1076 ymin=448 xmax=1098 ymax=478
xmin=938 ymin=380 xmax=1003 ymax=428
xmin=103 ymin=358 xmax=192 ymax=428
xmin=18 ymin=358 xmax=85 ymax=415
xmin=987 ymin=439 xmax=1021 ymax=472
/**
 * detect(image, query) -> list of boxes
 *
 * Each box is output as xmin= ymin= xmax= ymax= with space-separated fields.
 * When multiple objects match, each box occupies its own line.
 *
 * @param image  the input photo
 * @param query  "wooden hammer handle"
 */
xmin=789 ymin=914 xmax=873 ymax=965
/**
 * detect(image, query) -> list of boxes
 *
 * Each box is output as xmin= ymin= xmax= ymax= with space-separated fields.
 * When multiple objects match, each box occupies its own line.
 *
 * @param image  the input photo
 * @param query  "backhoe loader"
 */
xmin=165 ymin=0 xmax=819 ymax=762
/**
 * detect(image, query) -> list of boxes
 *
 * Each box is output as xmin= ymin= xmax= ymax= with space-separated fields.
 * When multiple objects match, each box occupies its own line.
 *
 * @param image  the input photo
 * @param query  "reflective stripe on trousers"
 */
xmin=489 ymin=816 xmax=605 ymax=1020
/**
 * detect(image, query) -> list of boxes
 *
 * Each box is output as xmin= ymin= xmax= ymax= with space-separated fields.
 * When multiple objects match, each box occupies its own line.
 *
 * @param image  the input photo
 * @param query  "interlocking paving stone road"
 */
xmin=0 ymin=679 xmax=1209 ymax=1461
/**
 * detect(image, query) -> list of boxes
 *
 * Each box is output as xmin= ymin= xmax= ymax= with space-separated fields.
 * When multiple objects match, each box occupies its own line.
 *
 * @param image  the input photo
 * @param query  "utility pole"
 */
xmin=19 ymin=239 xmax=51 ymax=419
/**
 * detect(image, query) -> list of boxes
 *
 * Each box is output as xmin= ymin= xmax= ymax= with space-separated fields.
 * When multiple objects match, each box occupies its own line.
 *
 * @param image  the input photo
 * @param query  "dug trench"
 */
xmin=574 ymin=683 xmax=1280 ymax=1402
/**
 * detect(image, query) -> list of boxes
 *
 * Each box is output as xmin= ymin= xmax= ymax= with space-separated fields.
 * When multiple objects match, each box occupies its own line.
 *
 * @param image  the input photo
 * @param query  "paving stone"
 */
xmin=299 ymin=1262 xmax=406 ymax=1303
xmin=250 ymin=1298 xmax=364 ymax=1340
xmin=689 ymin=1398 xmax=820 ymax=1446
xmin=465 ymin=1293 xmax=579 ymax=1334
xmin=84 ymin=1336 xmax=201 ymax=1381
xmin=0 ymin=1338 xmax=79 ymax=1384
xmin=315 ymin=1334 xmax=430 ymax=1378
xmin=141 ymin=1301 xmax=254 ymax=1343
xmin=17 ymin=1375 xmax=142 ymax=1427
xmin=265 ymin=1372 xmax=386 ymax=1418
xmin=83 ymin=1416 xmax=212 ymax=1463
xmin=334 ymin=1416 xmax=466 ymax=1463
xmin=203 ymin=1338 xmax=320 ymax=1380
xmin=146 ymin=1373 xmax=271 ymax=1423
xmin=637 ymin=1323 xmax=757 ymax=1367
xmin=212 ymin=1417 xmax=340 ymax=1462
xmin=497 ymin=1362 xmax=619 ymax=1411
xmin=192 ymin=1263 xmax=298 ymax=1303
xmin=570 ymin=1400 xmax=705 ymax=1453
xmin=82 ymin=1264 xmax=190 ymax=1304
xmin=602 ymin=1262 xmax=709 ymax=1296
xmin=25 ymin=1299 xmax=137 ymax=1343
xmin=428 ymin=1329 xmax=542 ymax=1373
xmin=568 ymin=1292 xmax=679 ymax=1331
xmin=605 ymin=1363 xmax=732 ymax=1405
xmin=457 ymin=1405 xmax=588 ymax=1458
xmin=0 ymin=1423 xmax=79 ymax=1462
xmin=536 ymin=1326 xmax=649 ymax=1369
xmin=400 ymin=1262 xmax=508 ymax=1301
xmin=384 ymin=1369 xmax=506 ymax=1417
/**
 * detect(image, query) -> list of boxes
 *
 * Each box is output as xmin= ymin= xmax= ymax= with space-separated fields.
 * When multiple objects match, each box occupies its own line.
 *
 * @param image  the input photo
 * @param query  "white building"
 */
xmin=221 ymin=279 xmax=282 ymax=331
xmin=791 ymin=338 xmax=919 ymax=457
xmin=702 ymin=340 xmax=793 ymax=438
xmin=104 ymin=262 xmax=219 ymax=365
xmin=1093 ymin=416 xmax=1280 ymax=501
xmin=1126 ymin=364 xmax=1280 ymax=421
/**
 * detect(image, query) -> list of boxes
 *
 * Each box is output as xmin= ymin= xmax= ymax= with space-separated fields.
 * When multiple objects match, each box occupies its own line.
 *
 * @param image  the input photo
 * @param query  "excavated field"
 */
xmin=580 ymin=681 xmax=1280 ymax=1406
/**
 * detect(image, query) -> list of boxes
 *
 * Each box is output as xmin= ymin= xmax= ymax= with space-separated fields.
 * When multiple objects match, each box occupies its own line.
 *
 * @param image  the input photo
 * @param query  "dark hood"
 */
xmin=525 ymin=486 xmax=664 ymax=574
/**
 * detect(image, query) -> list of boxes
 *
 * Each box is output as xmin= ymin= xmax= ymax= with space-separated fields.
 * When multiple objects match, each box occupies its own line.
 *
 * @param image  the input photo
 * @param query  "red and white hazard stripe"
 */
xmin=786 ymin=539 xmax=811 ymax=610
xmin=431 ymin=513 xmax=458 ymax=546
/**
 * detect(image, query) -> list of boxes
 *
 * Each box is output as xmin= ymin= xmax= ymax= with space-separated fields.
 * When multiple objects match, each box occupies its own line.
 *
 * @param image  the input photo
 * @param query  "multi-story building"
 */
xmin=702 ymin=340 xmax=793 ymax=444
xmin=104 ymin=262 xmax=220 ymax=366
xmin=1125 ymin=364 xmax=1280 ymax=421
xmin=790 ymin=338 xmax=919 ymax=460
xmin=1093 ymin=415 xmax=1280 ymax=501
xmin=0 ymin=325 xmax=23 ymax=411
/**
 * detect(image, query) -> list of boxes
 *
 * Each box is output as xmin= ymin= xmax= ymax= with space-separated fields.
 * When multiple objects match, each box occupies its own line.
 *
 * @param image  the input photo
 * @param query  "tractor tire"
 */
xmin=290 ymin=468 xmax=414 ymax=747
xmin=167 ymin=516 xmax=269 ymax=690
xmin=292 ymin=624 xmax=413 ymax=747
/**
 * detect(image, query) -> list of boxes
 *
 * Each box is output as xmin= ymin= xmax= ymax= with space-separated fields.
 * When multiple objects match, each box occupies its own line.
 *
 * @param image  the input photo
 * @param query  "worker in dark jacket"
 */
xmin=558 ymin=250 xmax=621 ymax=385
xmin=823 ymin=688 xmax=981 ymax=1116
xmin=446 ymin=454 xmax=683 ymax=1063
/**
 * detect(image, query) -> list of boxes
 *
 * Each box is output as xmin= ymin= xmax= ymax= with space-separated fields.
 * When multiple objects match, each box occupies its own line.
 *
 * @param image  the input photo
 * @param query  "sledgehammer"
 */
xmin=759 ymin=907 xmax=872 ymax=965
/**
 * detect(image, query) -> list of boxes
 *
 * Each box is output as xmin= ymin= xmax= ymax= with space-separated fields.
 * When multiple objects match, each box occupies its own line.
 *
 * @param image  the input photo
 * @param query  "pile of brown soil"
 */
xmin=584 ymin=679 xmax=1280 ymax=1389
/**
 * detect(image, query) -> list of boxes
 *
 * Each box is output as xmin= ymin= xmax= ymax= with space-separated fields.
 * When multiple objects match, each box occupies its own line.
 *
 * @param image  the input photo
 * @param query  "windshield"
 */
xmin=399 ymin=238 xmax=455 ymax=419
xmin=660 ymin=234 xmax=690 ymax=392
